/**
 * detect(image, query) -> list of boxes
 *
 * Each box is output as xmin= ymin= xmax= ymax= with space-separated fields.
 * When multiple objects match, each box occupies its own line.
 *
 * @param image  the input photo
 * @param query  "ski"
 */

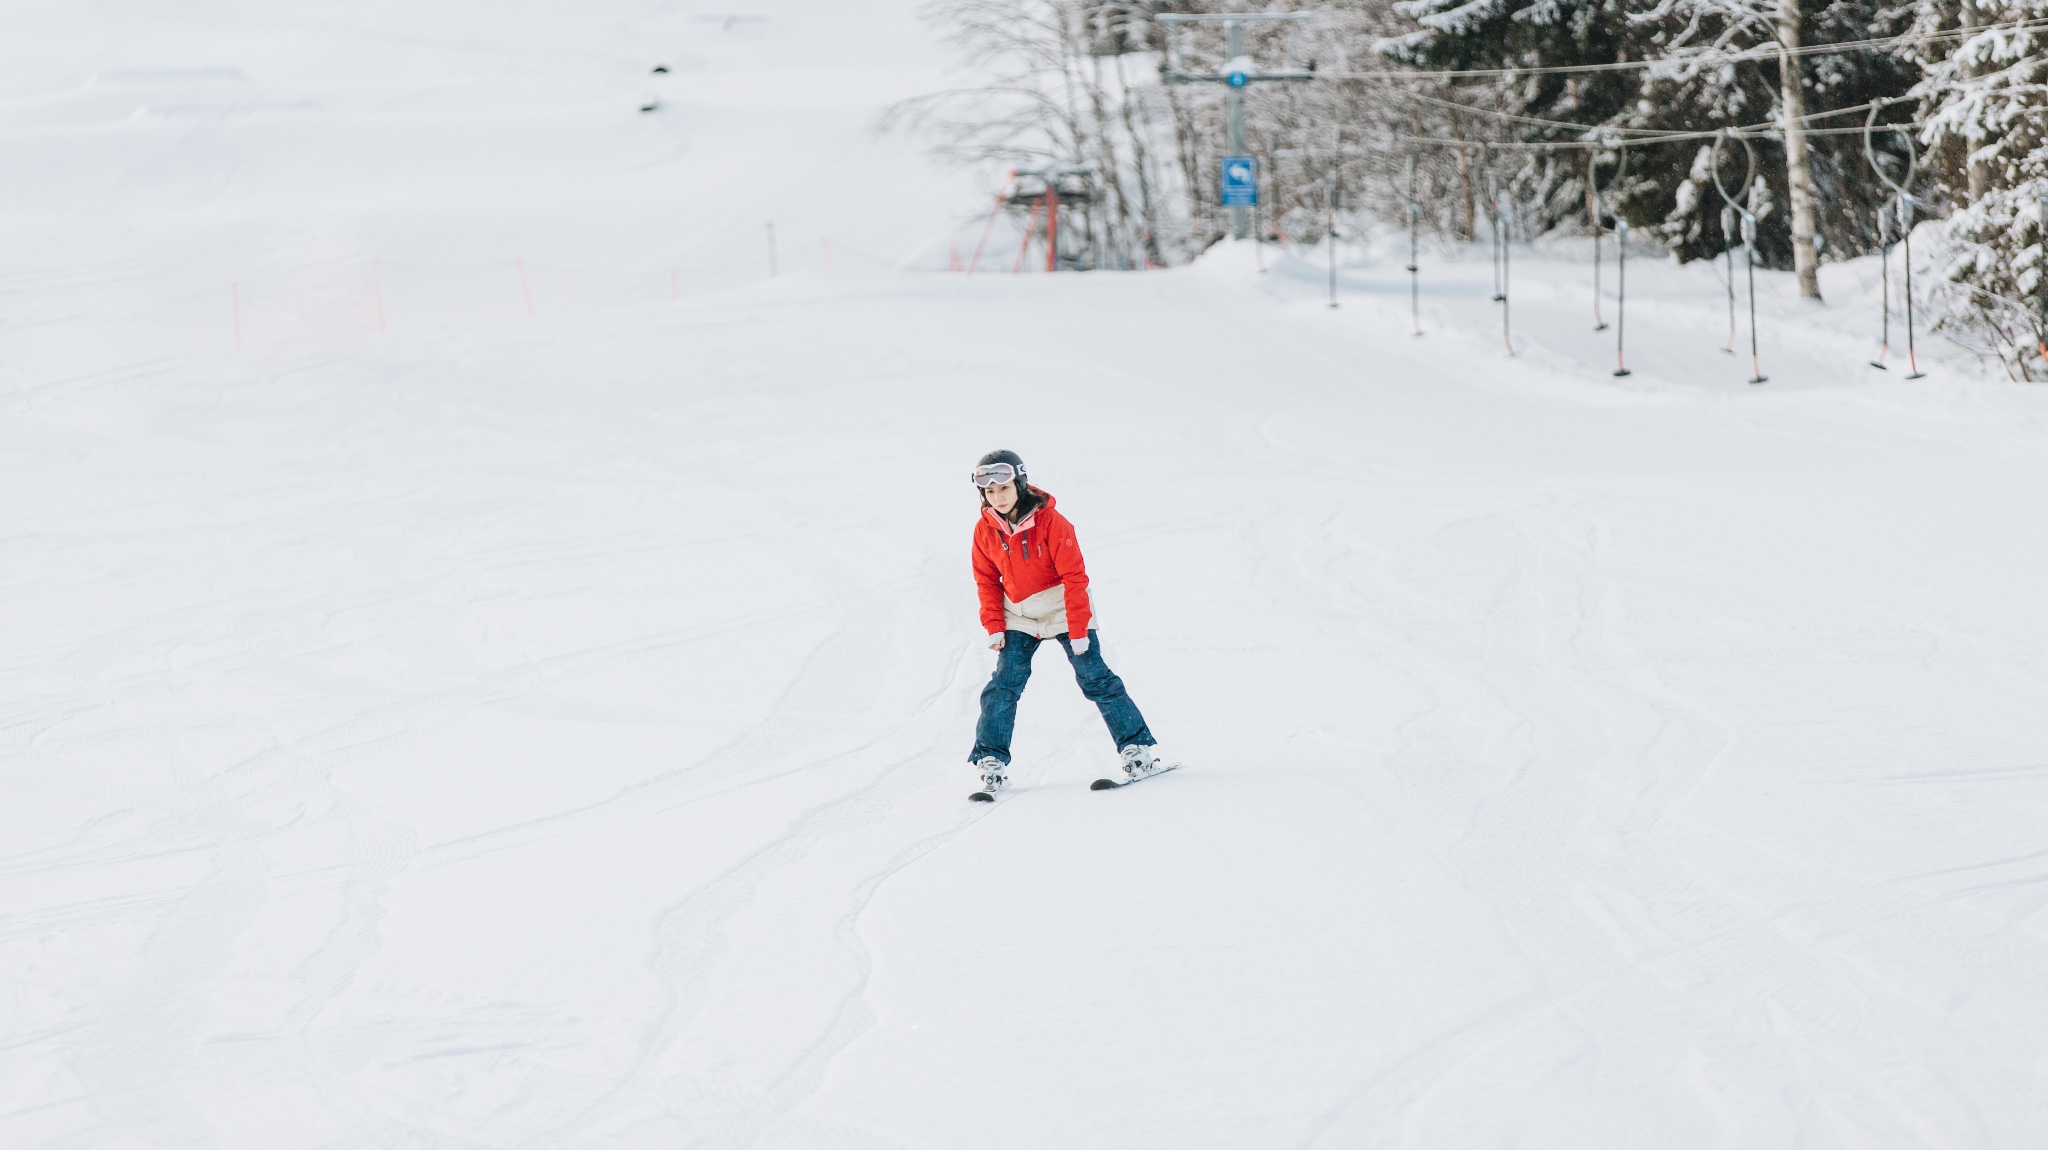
xmin=1090 ymin=763 xmax=1179 ymax=791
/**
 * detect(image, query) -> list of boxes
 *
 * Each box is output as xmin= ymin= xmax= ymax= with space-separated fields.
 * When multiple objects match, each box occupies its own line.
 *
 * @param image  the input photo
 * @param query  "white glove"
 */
xmin=988 ymin=633 xmax=1005 ymax=650
xmin=1070 ymin=636 xmax=1090 ymax=656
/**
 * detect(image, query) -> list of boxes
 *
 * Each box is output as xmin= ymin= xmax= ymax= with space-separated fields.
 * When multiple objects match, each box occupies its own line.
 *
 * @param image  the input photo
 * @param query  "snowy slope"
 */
xmin=7 ymin=4 xmax=2048 ymax=1149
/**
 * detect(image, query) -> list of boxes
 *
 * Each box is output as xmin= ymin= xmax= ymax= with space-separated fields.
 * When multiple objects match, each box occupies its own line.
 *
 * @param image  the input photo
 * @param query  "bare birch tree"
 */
xmin=1634 ymin=0 xmax=1826 ymax=298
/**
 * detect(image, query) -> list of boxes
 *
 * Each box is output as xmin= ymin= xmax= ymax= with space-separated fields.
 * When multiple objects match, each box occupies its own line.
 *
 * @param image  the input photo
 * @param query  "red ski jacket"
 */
xmin=971 ymin=490 xmax=1093 ymax=640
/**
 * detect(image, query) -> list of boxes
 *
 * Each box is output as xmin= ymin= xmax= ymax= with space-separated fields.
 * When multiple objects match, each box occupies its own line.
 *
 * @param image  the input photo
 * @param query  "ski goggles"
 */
xmin=970 ymin=462 xmax=1021 ymax=489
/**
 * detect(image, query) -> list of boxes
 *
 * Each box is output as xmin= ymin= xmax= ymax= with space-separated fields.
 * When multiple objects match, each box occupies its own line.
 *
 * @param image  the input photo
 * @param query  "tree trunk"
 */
xmin=1776 ymin=0 xmax=1823 ymax=300
xmin=1587 ymin=149 xmax=1600 ymax=230
xmin=1083 ymin=53 xmax=1131 ymax=266
xmin=1961 ymin=0 xmax=1990 ymax=203
xmin=1164 ymin=87 xmax=1207 ymax=246
xmin=1114 ymin=55 xmax=1163 ymax=267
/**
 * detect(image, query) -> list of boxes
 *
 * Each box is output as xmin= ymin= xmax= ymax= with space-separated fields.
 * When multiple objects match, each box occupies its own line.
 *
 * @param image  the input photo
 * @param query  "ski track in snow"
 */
xmin=8 ymin=3 xmax=2048 ymax=1148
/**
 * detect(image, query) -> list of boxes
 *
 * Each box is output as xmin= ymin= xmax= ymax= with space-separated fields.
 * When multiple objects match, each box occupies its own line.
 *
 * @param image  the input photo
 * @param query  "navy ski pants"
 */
xmin=970 ymin=629 xmax=1155 ymax=765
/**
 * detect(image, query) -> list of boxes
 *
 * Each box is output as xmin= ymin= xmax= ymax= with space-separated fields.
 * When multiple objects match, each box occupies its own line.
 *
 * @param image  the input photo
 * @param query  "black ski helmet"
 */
xmin=974 ymin=449 xmax=1027 ymax=489
xmin=973 ymin=449 xmax=1040 ymax=520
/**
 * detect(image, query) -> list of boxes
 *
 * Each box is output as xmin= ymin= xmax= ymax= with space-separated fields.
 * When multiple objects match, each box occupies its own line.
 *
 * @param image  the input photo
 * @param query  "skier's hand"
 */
xmin=1070 ymin=636 xmax=1090 ymax=656
xmin=988 ymin=633 xmax=1005 ymax=650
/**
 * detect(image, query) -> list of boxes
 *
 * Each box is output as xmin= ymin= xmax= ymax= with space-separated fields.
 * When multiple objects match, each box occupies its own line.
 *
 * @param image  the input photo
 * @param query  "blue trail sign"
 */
xmin=1221 ymin=155 xmax=1257 ymax=206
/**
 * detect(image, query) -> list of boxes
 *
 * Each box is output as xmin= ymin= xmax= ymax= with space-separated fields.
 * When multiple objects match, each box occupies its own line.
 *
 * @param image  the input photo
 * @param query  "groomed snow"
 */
xmin=6 ymin=4 xmax=2048 ymax=1148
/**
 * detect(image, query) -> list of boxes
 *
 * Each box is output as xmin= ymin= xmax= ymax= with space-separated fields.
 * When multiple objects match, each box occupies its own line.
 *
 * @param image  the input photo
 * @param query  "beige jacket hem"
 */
xmin=996 ymin=584 xmax=1096 ymax=639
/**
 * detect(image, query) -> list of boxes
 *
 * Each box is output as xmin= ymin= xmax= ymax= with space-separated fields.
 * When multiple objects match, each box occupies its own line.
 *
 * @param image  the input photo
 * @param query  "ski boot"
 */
xmin=1119 ymin=744 xmax=1168 ymax=782
xmin=969 ymin=757 xmax=1009 ymax=803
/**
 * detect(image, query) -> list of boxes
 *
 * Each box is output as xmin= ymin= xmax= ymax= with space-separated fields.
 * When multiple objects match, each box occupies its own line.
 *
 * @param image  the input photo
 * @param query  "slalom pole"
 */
xmin=1870 ymin=200 xmax=1891 ymax=369
xmin=1613 ymin=219 xmax=1631 ymax=376
xmin=1721 ymin=207 xmax=1738 ymax=353
xmin=1407 ymin=154 xmax=1422 ymax=337
xmin=1901 ymin=194 xmax=1924 ymax=378
xmin=1499 ymin=190 xmax=1513 ymax=355
xmin=1743 ymin=212 xmax=1767 ymax=384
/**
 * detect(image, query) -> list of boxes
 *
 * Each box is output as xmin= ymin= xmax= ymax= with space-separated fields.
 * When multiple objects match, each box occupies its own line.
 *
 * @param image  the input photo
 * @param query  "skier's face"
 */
xmin=984 ymin=481 xmax=1017 ymax=515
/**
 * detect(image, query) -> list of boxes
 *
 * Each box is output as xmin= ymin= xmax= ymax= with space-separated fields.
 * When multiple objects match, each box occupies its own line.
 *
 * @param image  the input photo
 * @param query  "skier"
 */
xmin=966 ymin=450 xmax=1168 ymax=800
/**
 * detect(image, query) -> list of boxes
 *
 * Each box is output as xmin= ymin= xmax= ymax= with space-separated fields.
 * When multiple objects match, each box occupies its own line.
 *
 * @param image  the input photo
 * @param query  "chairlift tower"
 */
xmin=1157 ymin=13 xmax=1314 ymax=242
xmin=1009 ymin=166 xmax=1099 ymax=271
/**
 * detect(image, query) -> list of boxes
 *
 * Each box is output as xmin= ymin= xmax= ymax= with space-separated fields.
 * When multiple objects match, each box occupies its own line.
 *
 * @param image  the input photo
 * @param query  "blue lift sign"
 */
xmin=1221 ymin=156 xmax=1257 ymax=206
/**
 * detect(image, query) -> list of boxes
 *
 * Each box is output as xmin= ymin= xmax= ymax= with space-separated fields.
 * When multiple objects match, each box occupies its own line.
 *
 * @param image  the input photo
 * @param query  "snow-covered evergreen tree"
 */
xmin=1379 ymin=0 xmax=1915 ymax=270
xmin=1912 ymin=0 xmax=2048 ymax=377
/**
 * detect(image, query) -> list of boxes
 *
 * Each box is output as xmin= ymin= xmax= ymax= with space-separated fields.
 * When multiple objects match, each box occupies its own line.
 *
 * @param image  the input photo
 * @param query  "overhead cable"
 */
xmin=1313 ymin=17 xmax=2048 ymax=82
xmin=1388 ymin=92 xmax=1920 ymax=148
xmin=1395 ymin=117 xmax=1926 ymax=152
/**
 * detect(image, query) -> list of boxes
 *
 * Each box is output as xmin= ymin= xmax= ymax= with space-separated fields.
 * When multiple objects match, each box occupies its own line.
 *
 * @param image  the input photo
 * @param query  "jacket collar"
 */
xmin=983 ymin=489 xmax=1055 ymax=536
